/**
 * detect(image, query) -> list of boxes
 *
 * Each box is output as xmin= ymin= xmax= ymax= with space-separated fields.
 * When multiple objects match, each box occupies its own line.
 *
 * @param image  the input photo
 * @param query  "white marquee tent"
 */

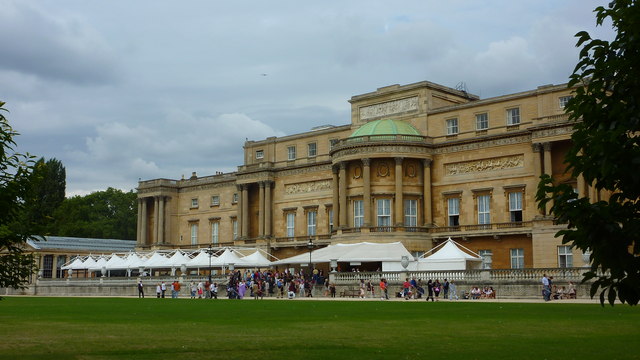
xmin=273 ymin=242 xmax=414 ymax=271
xmin=416 ymin=238 xmax=482 ymax=270
xmin=240 ymin=251 xmax=272 ymax=268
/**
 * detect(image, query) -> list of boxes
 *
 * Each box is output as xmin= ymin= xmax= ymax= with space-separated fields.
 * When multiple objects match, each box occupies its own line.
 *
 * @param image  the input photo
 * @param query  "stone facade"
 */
xmin=137 ymin=80 xmax=593 ymax=270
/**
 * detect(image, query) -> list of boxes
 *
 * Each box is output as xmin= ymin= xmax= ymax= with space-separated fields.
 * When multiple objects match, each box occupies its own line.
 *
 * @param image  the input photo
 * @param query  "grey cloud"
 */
xmin=0 ymin=1 xmax=119 ymax=85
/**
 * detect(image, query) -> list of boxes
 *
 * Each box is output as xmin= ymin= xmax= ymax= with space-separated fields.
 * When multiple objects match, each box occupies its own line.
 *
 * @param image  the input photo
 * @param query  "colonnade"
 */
xmin=236 ymin=181 xmax=273 ymax=239
xmin=331 ymin=157 xmax=433 ymax=229
xmin=137 ymin=196 xmax=170 ymax=246
xmin=533 ymin=141 xmax=593 ymax=216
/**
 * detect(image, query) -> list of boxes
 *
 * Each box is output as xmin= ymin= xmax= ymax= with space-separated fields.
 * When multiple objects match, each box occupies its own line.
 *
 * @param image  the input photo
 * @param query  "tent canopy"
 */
xmin=273 ymin=242 xmax=413 ymax=265
xmin=241 ymin=251 xmax=272 ymax=268
xmin=417 ymin=238 xmax=482 ymax=270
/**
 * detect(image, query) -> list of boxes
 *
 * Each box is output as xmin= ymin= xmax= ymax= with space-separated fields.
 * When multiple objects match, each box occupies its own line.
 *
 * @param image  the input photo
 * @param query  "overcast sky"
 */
xmin=1 ymin=0 xmax=615 ymax=197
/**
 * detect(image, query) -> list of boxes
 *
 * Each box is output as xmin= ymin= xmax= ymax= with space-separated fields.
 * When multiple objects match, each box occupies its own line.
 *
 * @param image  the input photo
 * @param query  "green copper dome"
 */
xmin=349 ymin=119 xmax=421 ymax=138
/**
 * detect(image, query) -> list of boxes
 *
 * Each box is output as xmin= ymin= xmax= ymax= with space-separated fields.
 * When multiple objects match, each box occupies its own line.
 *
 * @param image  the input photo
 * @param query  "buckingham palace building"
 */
xmin=136 ymin=80 xmax=595 ymax=270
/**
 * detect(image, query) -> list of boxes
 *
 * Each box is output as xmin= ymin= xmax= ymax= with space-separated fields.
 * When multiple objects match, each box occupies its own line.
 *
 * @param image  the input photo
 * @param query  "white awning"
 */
xmin=273 ymin=242 xmax=413 ymax=265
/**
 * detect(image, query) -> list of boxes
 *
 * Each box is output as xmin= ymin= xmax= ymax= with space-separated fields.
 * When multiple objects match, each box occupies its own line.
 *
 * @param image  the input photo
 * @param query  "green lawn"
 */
xmin=0 ymin=297 xmax=638 ymax=360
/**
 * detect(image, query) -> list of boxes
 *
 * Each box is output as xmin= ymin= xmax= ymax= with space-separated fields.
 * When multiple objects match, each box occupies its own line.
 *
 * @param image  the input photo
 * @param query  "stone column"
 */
xmin=264 ymin=181 xmax=272 ymax=237
xmin=236 ymin=184 xmax=243 ymax=238
xmin=242 ymin=185 xmax=249 ymax=238
xmin=577 ymin=174 xmax=586 ymax=198
xmin=362 ymin=158 xmax=371 ymax=227
xmin=153 ymin=197 xmax=160 ymax=244
xmin=532 ymin=143 xmax=544 ymax=216
xmin=137 ymin=198 xmax=143 ymax=243
xmin=394 ymin=157 xmax=404 ymax=226
xmin=332 ymin=166 xmax=340 ymax=228
xmin=339 ymin=162 xmax=347 ymax=228
xmin=422 ymin=159 xmax=433 ymax=226
xmin=157 ymin=196 xmax=165 ymax=244
xmin=258 ymin=182 xmax=265 ymax=237
xmin=543 ymin=142 xmax=553 ymax=215
xmin=140 ymin=198 xmax=148 ymax=245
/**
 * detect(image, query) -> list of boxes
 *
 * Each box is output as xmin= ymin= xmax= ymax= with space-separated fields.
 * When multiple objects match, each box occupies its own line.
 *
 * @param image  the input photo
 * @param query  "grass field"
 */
xmin=0 ymin=297 xmax=638 ymax=360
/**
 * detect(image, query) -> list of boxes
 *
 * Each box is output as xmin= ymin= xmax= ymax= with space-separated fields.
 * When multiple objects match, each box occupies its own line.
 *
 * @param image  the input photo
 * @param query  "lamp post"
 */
xmin=307 ymin=237 xmax=314 ymax=279
xmin=205 ymin=246 xmax=215 ymax=284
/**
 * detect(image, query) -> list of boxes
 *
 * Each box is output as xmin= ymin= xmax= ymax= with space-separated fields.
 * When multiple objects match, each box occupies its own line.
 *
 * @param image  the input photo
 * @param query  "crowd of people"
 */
xmin=393 ymin=277 xmax=460 ymax=301
xmin=136 ymin=272 xmax=504 ymax=301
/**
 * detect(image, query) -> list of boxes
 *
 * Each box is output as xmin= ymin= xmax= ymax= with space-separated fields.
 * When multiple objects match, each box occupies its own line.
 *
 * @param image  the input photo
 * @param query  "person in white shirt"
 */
xmin=541 ymin=274 xmax=551 ymax=301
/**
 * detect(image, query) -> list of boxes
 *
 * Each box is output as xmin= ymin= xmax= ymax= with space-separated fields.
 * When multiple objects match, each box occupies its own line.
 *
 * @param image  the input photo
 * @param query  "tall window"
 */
xmin=510 ymin=248 xmax=524 ymax=269
xmin=56 ymin=255 xmax=66 ymax=278
xmin=307 ymin=210 xmax=317 ymax=236
xmin=232 ymin=219 xmax=238 ymax=240
xmin=506 ymin=107 xmax=520 ymax=125
xmin=353 ymin=200 xmax=364 ymax=228
xmin=211 ymin=222 xmax=219 ymax=244
xmin=190 ymin=223 xmax=198 ymax=245
xmin=447 ymin=198 xmax=460 ymax=226
xmin=559 ymin=95 xmax=573 ymax=109
xmin=558 ymin=246 xmax=573 ymax=268
xmin=287 ymin=146 xmax=296 ymax=160
xmin=478 ymin=250 xmax=492 ymax=269
xmin=307 ymin=142 xmax=317 ymax=157
xmin=476 ymin=113 xmax=488 ymax=130
xmin=446 ymin=118 xmax=459 ymax=135
xmin=42 ymin=255 xmax=53 ymax=278
xmin=328 ymin=209 xmax=334 ymax=232
xmin=329 ymin=139 xmax=339 ymax=150
xmin=191 ymin=198 xmax=199 ymax=208
xmin=376 ymin=199 xmax=391 ymax=227
xmin=477 ymin=195 xmax=491 ymax=224
xmin=509 ymin=192 xmax=523 ymax=222
xmin=404 ymin=199 xmax=417 ymax=227
xmin=232 ymin=193 xmax=238 ymax=203
xmin=286 ymin=212 xmax=295 ymax=237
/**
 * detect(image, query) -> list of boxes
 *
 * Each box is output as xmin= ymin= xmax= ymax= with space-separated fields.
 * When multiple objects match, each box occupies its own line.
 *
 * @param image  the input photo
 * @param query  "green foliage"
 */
xmin=50 ymin=187 xmax=137 ymax=240
xmin=0 ymin=101 xmax=37 ymax=290
xmin=536 ymin=1 xmax=640 ymax=305
xmin=18 ymin=157 xmax=66 ymax=236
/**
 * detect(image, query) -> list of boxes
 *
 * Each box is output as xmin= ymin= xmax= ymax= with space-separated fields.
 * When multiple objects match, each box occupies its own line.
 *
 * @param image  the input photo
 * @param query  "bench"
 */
xmin=340 ymin=289 xmax=360 ymax=298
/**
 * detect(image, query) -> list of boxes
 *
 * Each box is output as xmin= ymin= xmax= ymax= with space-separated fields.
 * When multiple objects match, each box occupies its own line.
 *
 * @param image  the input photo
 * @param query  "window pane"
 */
xmin=404 ymin=199 xmax=417 ymax=227
xmin=307 ymin=211 xmax=317 ymax=236
xmin=191 ymin=224 xmax=198 ymax=245
xmin=211 ymin=222 xmax=219 ymax=244
xmin=354 ymin=200 xmax=363 ymax=228
xmin=476 ymin=113 xmax=488 ymax=130
xmin=232 ymin=220 xmax=238 ymax=240
xmin=478 ymin=195 xmax=490 ymax=224
xmin=507 ymin=108 xmax=520 ymax=125
xmin=286 ymin=213 xmax=295 ymax=237
xmin=377 ymin=199 xmax=391 ymax=226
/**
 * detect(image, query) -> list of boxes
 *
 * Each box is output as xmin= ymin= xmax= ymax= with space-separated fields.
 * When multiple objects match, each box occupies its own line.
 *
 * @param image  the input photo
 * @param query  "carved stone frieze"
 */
xmin=285 ymin=180 xmax=332 ymax=195
xmin=277 ymin=164 xmax=332 ymax=177
xmin=445 ymin=155 xmax=525 ymax=176
xmin=177 ymin=181 xmax=236 ymax=193
xmin=333 ymin=144 xmax=430 ymax=159
xmin=433 ymin=135 xmax=531 ymax=154
xmin=359 ymin=96 xmax=419 ymax=121
xmin=530 ymin=125 xmax=574 ymax=139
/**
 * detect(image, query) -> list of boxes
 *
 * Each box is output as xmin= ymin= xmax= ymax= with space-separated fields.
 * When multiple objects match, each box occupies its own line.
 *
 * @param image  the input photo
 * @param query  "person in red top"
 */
xmin=403 ymin=278 xmax=411 ymax=300
xmin=379 ymin=278 xmax=388 ymax=300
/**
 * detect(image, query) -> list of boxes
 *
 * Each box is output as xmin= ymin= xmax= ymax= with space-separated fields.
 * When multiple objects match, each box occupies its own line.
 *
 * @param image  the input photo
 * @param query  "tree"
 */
xmin=19 ymin=158 xmax=66 ymax=235
xmin=50 ymin=188 xmax=137 ymax=240
xmin=536 ymin=0 xmax=640 ymax=305
xmin=0 ymin=101 xmax=37 ymax=291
